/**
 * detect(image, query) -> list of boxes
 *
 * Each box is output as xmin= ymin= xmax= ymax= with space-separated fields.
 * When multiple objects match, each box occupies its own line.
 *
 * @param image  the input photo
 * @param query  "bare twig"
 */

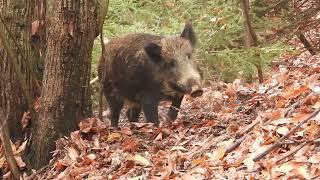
xmin=253 ymin=107 xmax=320 ymax=162
xmin=225 ymin=117 xmax=265 ymax=154
xmin=275 ymin=142 xmax=307 ymax=163
xmin=0 ymin=113 xmax=20 ymax=180
xmin=187 ymin=135 xmax=228 ymax=160
xmin=225 ymin=134 xmax=248 ymax=154
xmin=285 ymin=92 xmax=314 ymax=117
xmin=236 ymin=118 xmax=261 ymax=138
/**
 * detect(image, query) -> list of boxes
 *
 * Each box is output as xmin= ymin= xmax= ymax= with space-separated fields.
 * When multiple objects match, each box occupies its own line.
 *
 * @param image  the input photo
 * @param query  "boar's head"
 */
xmin=143 ymin=22 xmax=203 ymax=98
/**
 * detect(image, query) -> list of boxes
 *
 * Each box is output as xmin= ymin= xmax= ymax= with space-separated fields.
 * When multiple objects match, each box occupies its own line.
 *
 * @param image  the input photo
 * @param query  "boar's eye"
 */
xmin=165 ymin=61 xmax=176 ymax=69
xmin=186 ymin=53 xmax=191 ymax=59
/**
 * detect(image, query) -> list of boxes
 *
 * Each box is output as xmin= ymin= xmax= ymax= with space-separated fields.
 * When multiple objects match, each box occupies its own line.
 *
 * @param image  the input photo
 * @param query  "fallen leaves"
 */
xmin=2 ymin=53 xmax=320 ymax=179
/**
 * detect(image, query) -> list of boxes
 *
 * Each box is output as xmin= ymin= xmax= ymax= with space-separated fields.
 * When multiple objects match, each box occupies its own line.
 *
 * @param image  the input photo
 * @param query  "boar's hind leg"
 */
xmin=107 ymin=96 xmax=124 ymax=127
xmin=168 ymin=96 xmax=184 ymax=121
xmin=126 ymin=105 xmax=141 ymax=122
xmin=142 ymin=96 xmax=160 ymax=125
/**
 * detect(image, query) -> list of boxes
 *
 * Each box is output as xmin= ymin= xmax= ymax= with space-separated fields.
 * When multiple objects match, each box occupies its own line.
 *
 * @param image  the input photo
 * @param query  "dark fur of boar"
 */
xmin=98 ymin=22 xmax=203 ymax=127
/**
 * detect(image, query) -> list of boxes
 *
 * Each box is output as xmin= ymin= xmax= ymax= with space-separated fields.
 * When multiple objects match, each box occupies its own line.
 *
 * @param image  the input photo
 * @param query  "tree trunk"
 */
xmin=240 ymin=0 xmax=264 ymax=83
xmin=0 ymin=0 xmax=37 ymax=142
xmin=297 ymin=32 xmax=317 ymax=55
xmin=29 ymin=0 xmax=104 ymax=169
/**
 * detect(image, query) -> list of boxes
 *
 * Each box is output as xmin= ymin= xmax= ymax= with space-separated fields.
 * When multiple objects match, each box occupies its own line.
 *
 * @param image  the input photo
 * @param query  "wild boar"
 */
xmin=98 ymin=22 xmax=203 ymax=127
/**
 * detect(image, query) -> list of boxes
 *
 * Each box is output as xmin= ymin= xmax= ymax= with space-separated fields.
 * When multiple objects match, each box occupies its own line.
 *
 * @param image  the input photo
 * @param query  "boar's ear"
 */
xmin=181 ymin=22 xmax=196 ymax=47
xmin=144 ymin=43 xmax=162 ymax=63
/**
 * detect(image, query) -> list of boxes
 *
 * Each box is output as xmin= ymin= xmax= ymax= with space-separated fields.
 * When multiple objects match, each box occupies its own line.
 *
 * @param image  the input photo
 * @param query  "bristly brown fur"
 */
xmin=98 ymin=23 xmax=202 ymax=127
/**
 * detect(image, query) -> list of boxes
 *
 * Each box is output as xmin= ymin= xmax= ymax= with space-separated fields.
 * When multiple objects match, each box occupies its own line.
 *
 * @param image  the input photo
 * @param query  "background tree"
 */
xmin=29 ymin=0 xmax=107 ymax=169
xmin=0 ymin=0 xmax=40 ymax=142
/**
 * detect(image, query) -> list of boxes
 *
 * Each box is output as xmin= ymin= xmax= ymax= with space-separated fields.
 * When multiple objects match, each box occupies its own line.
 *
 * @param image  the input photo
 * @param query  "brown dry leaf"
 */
xmin=209 ymin=147 xmax=225 ymax=161
xmin=14 ymin=156 xmax=26 ymax=168
xmin=21 ymin=111 xmax=31 ymax=129
xmin=133 ymin=123 xmax=147 ymax=128
xmin=294 ymin=165 xmax=311 ymax=179
xmin=121 ymin=127 xmax=134 ymax=136
xmin=276 ymin=126 xmax=289 ymax=135
xmin=275 ymin=161 xmax=304 ymax=174
xmin=107 ymin=132 xmax=122 ymax=142
xmin=14 ymin=140 xmax=27 ymax=155
xmin=121 ymin=137 xmax=139 ymax=153
xmin=313 ymin=101 xmax=320 ymax=109
xmin=269 ymin=109 xmax=285 ymax=121
xmin=243 ymin=158 xmax=255 ymax=171
xmin=171 ymin=146 xmax=188 ymax=152
xmin=308 ymin=153 xmax=320 ymax=164
xmin=304 ymin=123 xmax=320 ymax=139
xmin=79 ymin=118 xmax=97 ymax=133
xmin=227 ymin=122 xmax=239 ymax=136
xmin=270 ymin=118 xmax=292 ymax=125
xmin=67 ymin=147 xmax=79 ymax=161
xmin=55 ymin=160 xmax=67 ymax=171
xmin=225 ymin=84 xmax=236 ymax=98
xmin=282 ymin=85 xmax=309 ymax=99
xmin=83 ymin=154 xmax=96 ymax=165
xmin=292 ymin=113 xmax=310 ymax=122
xmin=0 ymin=157 xmax=5 ymax=168
xmin=192 ymin=157 xmax=207 ymax=165
xmin=182 ymin=173 xmax=197 ymax=180
xmin=127 ymin=154 xmax=151 ymax=167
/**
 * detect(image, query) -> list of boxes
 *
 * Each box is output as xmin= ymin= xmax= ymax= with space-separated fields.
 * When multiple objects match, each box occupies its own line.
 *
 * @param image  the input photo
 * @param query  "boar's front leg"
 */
xmin=142 ymin=95 xmax=160 ymax=125
xmin=107 ymin=95 xmax=124 ymax=127
xmin=168 ymin=95 xmax=184 ymax=121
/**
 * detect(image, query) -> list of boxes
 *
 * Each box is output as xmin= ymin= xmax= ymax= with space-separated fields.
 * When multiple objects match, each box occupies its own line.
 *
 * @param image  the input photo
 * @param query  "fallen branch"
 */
xmin=224 ymin=116 xmax=264 ymax=154
xmin=279 ymin=137 xmax=320 ymax=145
xmin=225 ymin=134 xmax=248 ymax=154
xmin=284 ymin=92 xmax=314 ymax=117
xmin=275 ymin=142 xmax=307 ymax=163
xmin=0 ymin=116 xmax=20 ymax=180
xmin=187 ymin=135 xmax=228 ymax=160
xmin=253 ymin=107 xmax=320 ymax=162
xmin=235 ymin=117 xmax=261 ymax=138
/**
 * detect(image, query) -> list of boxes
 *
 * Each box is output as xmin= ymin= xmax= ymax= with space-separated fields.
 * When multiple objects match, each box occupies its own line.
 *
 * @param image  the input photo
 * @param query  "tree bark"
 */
xmin=29 ymin=0 xmax=105 ymax=169
xmin=0 ymin=0 xmax=37 ymax=141
xmin=297 ymin=32 xmax=317 ymax=55
xmin=240 ymin=0 xmax=264 ymax=83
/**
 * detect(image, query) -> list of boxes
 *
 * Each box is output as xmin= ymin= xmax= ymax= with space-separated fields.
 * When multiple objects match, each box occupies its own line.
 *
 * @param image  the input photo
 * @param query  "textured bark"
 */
xmin=29 ymin=0 xmax=103 ymax=169
xmin=240 ymin=0 xmax=264 ymax=83
xmin=297 ymin=32 xmax=317 ymax=55
xmin=0 ymin=0 xmax=37 ymax=141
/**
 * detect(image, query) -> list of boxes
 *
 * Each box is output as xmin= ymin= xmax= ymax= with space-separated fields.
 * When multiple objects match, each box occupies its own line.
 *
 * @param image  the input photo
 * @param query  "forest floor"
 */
xmin=3 ymin=51 xmax=320 ymax=179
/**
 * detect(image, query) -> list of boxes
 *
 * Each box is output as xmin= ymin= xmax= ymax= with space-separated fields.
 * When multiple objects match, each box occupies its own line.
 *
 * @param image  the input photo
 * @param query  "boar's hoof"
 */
xmin=167 ymin=107 xmax=179 ymax=121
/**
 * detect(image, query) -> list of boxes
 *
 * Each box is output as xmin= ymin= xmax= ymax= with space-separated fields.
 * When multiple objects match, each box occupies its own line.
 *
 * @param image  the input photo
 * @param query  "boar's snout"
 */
xmin=190 ymin=84 xmax=203 ymax=97
xmin=176 ymin=78 xmax=203 ymax=98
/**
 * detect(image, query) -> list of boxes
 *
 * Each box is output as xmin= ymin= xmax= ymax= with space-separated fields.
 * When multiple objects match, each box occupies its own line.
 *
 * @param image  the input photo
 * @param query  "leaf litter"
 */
xmin=1 ymin=53 xmax=320 ymax=179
